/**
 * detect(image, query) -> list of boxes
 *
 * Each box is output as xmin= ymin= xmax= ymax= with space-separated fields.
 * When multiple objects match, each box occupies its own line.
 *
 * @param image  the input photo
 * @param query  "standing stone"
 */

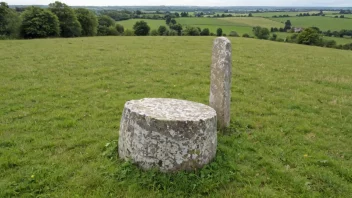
xmin=118 ymin=98 xmax=217 ymax=172
xmin=210 ymin=37 xmax=232 ymax=129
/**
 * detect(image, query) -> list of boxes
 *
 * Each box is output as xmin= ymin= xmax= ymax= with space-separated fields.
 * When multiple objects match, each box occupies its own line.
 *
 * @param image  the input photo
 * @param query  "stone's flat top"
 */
xmin=214 ymin=37 xmax=231 ymax=43
xmin=125 ymin=98 xmax=216 ymax=121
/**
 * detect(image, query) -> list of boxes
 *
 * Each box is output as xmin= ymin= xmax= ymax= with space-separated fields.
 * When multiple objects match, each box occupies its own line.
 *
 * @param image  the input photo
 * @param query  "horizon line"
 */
xmin=8 ymin=4 xmax=352 ymax=8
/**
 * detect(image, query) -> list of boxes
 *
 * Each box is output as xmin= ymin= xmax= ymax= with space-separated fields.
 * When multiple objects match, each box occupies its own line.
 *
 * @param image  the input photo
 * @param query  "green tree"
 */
xmin=124 ymin=29 xmax=134 ymax=36
xmin=0 ymin=2 xmax=21 ymax=37
xmin=115 ymin=24 xmax=124 ymax=34
xmin=97 ymin=15 xmax=115 ymax=36
xmin=200 ymin=28 xmax=210 ymax=36
xmin=150 ymin=29 xmax=158 ymax=36
xmin=170 ymin=18 xmax=177 ymax=25
xmin=184 ymin=26 xmax=200 ymax=36
xmin=165 ymin=16 xmax=171 ymax=25
xmin=284 ymin=20 xmax=292 ymax=31
xmin=169 ymin=23 xmax=183 ymax=36
xmin=252 ymin=26 xmax=270 ymax=39
xmin=216 ymin=28 xmax=223 ymax=36
xmin=248 ymin=13 xmax=253 ymax=17
xmin=133 ymin=20 xmax=150 ymax=36
xmin=75 ymin=8 xmax=98 ymax=36
xmin=158 ymin=25 xmax=167 ymax=35
xmin=20 ymin=6 xmax=60 ymax=38
xmin=49 ymin=1 xmax=82 ymax=37
xmin=298 ymin=27 xmax=321 ymax=45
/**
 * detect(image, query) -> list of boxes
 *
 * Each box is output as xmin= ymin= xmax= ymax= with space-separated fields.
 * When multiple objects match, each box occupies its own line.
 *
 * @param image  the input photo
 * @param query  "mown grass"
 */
xmin=270 ymin=16 xmax=352 ymax=31
xmin=1 ymin=37 xmax=352 ymax=197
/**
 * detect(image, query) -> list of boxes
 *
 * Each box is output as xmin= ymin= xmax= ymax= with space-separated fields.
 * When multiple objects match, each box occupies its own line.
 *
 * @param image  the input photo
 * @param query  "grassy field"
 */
xmin=118 ymin=17 xmax=283 ymax=36
xmin=270 ymin=16 xmax=352 ymax=31
xmin=177 ymin=17 xmax=253 ymax=35
xmin=219 ymin=17 xmax=283 ymax=29
xmin=253 ymin=11 xmax=335 ymax=18
xmin=274 ymin=32 xmax=352 ymax=45
xmin=1 ymin=37 xmax=352 ymax=197
xmin=117 ymin=19 xmax=167 ymax=31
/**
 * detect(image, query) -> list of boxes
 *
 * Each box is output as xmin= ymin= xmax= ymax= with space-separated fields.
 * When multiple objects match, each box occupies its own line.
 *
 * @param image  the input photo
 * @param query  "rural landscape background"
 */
xmin=1 ymin=0 xmax=352 ymax=197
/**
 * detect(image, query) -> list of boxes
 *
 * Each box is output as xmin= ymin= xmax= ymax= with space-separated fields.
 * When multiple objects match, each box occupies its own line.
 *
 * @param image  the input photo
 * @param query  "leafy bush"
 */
xmin=183 ymin=26 xmax=200 ymax=36
xmin=298 ymin=28 xmax=321 ymax=45
xmin=133 ymin=20 xmax=150 ymax=36
xmin=200 ymin=28 xmax=210 ymax=36
xmin=124 ymin=29 xmax=134 ymax=36
xmin=97 ymin=15 xmax=115 ymax=36
xmin=252 ymin=26 xmax=270 ymax=40
xmin=228 ymin=31 xmax=239 ymax=37
xmin=242 ymin=33 xmax=250 ymax=38
xmin=324 ymin=40 xmax=337 ymax=48
xmin=115 ymin=24 xmax=124 ymax=34
xmin=150 ymin=29 xmax=158 ymax=36
xmin=168 ymin=30 xmax=178 ymax=36
xmin=158 ymin=25 xmax=167 ymax=35
xmin=169 ymin=23 xmax=183 ymax=35
xmin=270 ymin=33 xmax=277 ymax=41
xmin=107 ymin=26 xmax=119 ymax=36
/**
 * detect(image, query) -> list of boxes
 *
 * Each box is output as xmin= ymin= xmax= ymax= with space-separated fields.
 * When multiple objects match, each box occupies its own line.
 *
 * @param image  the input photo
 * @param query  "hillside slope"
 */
xmin=1 ymin=37 xmax=351 ymax=197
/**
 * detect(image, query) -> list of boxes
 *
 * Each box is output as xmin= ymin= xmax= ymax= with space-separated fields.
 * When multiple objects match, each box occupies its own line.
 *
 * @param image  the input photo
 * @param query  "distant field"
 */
xmin=177 ymin=17 xmax=284 ymax=35
xmin=1 ymin=37 xmax=352 ymax=197
xmin=274 ymin=32 xmax=352 ymax=45
xmin=253 ymin=11 xmax=335 ymax=18
xmin=219 ymin=17 xmax=284 ymax=29
xmin=119 ymin=17 xmax=256 ymax=36
xmin=325 ymin=13 xmax=352 ymax=18
xmin=177 ymin=17 xmax=253 ymax=35
xmin=270 ymin=16 xmax=352 ymax=31
xmin=117 ymin=19 xmax=166 ymax=31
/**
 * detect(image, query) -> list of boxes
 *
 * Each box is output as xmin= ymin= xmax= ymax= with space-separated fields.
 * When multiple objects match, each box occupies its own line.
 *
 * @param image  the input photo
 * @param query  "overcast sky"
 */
xmin=5 ymin=0 xmax=352 ymax=7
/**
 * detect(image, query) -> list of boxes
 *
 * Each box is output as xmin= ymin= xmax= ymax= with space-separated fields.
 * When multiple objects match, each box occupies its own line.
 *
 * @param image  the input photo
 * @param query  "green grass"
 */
xmin=253 ymin=11 xmax=335 ymax=18
xmin=1 ymin=37 xmax=352 ymax=197
xmin=117 ymin=19 xmax=167 ymax=31
xmin=177 ymin=17 xmax=253 ymax=35
xmin=219 ymin=17 xmax=284 ymax=29
xmin=270 ymin=16 xmax=352 ymax=31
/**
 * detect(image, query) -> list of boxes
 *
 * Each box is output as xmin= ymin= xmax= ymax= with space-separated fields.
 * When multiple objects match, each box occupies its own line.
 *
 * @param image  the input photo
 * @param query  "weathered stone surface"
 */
xmin=118 ymin=98 xmax=217 ymax=172
xmin=210 ymin=37 xmax=232 ymax=129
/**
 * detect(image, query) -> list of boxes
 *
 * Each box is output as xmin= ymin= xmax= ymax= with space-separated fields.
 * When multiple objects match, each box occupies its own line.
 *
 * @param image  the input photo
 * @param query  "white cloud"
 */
xmin=5 ymin=0 xmax=352 ymax=6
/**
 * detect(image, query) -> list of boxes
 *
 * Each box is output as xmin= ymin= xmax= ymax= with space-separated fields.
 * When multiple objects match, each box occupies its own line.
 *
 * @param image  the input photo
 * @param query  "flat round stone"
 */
xmin=125 ymin=98 xmax=216 ymax=121
xmin=118 ymin=98 xmax=217 ymax=172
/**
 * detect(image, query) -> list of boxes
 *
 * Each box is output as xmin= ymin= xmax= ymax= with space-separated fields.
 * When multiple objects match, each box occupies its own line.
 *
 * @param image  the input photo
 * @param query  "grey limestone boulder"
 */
xmin=118 ymin=98 xmax=217 ymax=172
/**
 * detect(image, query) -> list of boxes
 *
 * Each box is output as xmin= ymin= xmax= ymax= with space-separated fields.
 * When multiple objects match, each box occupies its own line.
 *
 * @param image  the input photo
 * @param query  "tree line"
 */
xmin=0 ymin=1 xmax=128 ymax=39
xmin=253 ymin=26 xmax=352 ymax=51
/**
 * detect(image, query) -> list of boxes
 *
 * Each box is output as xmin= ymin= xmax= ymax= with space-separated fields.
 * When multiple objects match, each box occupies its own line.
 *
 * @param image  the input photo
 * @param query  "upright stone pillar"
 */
xmin=209 ymin=37 xmax=232 ymax=129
